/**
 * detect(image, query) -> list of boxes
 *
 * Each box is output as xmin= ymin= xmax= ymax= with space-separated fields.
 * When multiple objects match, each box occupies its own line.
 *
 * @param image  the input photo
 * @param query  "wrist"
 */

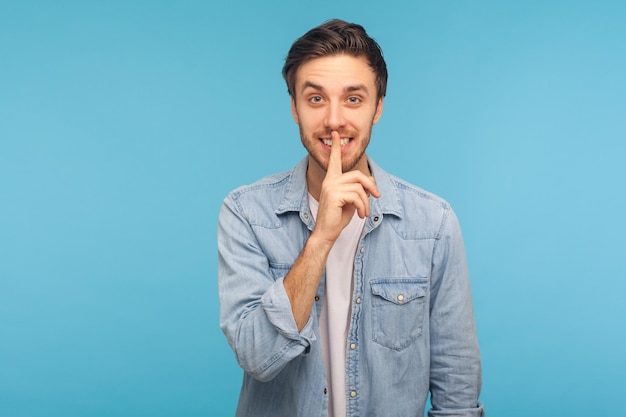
xmin=306 ymin=231 xmax=335 ymax=257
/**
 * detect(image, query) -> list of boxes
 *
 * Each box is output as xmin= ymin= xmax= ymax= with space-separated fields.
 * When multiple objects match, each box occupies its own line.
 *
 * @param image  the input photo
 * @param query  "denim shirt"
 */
xmin=218 ymin=157 xmax=483 ymax=417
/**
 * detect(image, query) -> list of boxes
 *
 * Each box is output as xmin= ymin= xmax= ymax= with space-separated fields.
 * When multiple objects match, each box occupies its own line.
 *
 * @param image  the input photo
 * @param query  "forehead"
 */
xmin=295 ymin=54 xmax=376 ymax=91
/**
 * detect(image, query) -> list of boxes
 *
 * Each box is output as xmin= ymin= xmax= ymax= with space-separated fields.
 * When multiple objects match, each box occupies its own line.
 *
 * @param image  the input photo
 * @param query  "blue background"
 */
xmin=1 ymin=1 xmax=625 ymax=416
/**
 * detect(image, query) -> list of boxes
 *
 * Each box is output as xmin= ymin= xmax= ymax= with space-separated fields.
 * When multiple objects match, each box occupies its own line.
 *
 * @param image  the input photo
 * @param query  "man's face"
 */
xmin=291 ymin=54 xmax=384 ymax=176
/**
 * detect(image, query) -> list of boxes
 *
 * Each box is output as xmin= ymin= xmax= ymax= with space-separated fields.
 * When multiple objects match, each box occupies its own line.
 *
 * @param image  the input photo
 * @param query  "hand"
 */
xmin=312 ymin=131 xmax=380 ymax=245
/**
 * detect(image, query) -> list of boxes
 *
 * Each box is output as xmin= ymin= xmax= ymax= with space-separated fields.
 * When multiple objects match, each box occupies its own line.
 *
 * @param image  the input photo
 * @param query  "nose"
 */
xmin=324 ymin=101 xmax=345 ymax=131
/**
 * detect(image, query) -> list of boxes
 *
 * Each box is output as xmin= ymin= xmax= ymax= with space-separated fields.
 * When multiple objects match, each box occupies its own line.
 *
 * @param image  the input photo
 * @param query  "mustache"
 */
xmin=312 ymin=129 xmax=359 ymax=139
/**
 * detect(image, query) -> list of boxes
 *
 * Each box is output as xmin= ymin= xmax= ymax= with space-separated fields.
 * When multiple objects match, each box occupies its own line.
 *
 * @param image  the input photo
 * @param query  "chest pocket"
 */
xmin=370 ymin=278 xmax=428 ymax=350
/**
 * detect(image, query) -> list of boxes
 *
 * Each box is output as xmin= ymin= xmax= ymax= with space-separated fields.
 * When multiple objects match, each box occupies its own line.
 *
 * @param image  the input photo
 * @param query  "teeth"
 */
xmin=322 ymin=138 xmax=351 ymax=146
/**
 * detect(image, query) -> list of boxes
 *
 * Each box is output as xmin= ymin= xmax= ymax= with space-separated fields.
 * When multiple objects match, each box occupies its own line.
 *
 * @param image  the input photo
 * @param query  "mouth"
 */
xmin=320 ymin=137 xmax=352 ymax=147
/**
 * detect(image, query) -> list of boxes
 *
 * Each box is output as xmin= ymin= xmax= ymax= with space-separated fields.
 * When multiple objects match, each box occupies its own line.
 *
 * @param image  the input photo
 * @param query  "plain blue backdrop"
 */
xmin=1 ymin=1 xmax=625 ymax=416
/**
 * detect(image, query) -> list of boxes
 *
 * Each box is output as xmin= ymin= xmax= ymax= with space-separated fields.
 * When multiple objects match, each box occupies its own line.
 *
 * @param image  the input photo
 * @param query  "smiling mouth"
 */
xmin=321 ymin=137 xmax=351 ymax=147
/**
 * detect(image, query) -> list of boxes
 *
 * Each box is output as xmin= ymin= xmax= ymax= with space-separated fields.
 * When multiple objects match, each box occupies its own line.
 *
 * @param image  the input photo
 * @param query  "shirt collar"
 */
xmin=368 ymin=158 xmax=404 ymax=219
xmin=275 ymin=157 xmax=310 ymax=215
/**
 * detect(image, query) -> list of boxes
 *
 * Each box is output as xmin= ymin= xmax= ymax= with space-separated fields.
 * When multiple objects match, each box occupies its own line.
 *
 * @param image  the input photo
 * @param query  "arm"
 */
xmin=428 ymin=208 xmax=484 ymax=417
xmin=218 ymin=196 xmax=314 ymax=382
xmin=219 ymin=132 xmax=379 ymax=380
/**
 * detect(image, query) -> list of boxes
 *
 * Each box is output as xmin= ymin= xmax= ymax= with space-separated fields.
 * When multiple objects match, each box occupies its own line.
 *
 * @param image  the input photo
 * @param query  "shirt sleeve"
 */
xmin=428 ymin=207 xmax=484 ymax=417
xmin=218 ymin=194 xmax=316 ymax=382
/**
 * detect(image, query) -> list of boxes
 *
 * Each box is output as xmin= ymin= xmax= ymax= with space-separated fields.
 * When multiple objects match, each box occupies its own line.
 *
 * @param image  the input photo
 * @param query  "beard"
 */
xmin=299 ymin=125 xmax=372 ymax=173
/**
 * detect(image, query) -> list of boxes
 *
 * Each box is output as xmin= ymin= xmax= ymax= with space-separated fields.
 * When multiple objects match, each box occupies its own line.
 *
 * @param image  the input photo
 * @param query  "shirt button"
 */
xmin=350 ymin=390 xmax=357 ymax=398
xmin=373 ymin=216 xmax=380 ymax=222
xmin=360 ymin=247 xmax=365 ymax=253
xmin=315 ymin=295 xmax=320 ymax=302
xmin=397 ymin=294 xmax=405 ymax=302
xmin=323 ymin=388 xmax=328 ymax=395
xmin=350 ymin=343 xmax=356 ymax=350
xmin=355 ymin=297 xmax=361 ymax=304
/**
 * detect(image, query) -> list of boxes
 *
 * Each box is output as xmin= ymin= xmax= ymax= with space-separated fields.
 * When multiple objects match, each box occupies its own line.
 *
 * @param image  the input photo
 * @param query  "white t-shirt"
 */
xmin=309 ymin=194 xmax=365 ymax=417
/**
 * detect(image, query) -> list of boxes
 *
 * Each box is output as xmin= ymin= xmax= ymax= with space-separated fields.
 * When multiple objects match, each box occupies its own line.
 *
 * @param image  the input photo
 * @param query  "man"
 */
xmin=218 ymin=19 xmax=483 ymax=417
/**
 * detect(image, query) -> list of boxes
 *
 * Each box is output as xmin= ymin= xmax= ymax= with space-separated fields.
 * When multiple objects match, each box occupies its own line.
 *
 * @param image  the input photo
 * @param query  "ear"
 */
xmin=290 ymin=96 xmax=299 ymax=124
xmin=372 ymin=97 xmax=384 ymax=124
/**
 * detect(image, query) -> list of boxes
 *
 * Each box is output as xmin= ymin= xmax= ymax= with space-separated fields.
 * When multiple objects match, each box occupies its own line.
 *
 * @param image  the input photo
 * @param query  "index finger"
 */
xmin=327 ymin=130 xmax=343 ymax=177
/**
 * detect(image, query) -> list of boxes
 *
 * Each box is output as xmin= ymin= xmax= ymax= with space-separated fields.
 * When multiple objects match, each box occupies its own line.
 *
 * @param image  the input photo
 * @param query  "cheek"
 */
xmin=299 ymin=115 xmax=322 ymax=133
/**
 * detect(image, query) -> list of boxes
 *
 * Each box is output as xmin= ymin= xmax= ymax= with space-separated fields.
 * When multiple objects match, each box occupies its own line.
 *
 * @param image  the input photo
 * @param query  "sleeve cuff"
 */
xmin=261 ymin=277 xmax=317 ymax=348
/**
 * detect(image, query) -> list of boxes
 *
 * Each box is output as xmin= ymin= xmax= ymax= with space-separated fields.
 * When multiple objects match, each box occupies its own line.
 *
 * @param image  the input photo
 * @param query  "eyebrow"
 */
xmin=345 ymin=84 xmax=369 ymax=94
xmin=301 ymin=81 xmax=324 ymax=93
xmin=300 ymin=81 xmax=370 ymax=95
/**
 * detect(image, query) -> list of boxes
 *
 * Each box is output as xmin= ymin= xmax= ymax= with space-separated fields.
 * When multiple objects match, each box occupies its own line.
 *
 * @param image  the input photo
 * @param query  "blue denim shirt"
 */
xmin=218 ymin=157 xmax=483 ymax=417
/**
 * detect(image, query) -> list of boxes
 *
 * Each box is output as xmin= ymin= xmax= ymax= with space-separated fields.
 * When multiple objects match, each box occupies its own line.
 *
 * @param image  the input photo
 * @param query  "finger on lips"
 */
xmin=328 ymin=130 xmax=343 ymax=176
xmin=322 ymin=130 xmax=381 ymax=219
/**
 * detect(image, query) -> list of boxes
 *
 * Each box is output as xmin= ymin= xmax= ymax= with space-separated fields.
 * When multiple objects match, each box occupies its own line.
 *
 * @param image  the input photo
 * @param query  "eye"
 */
xmin=309 ymin=95 xmax=323 ymax=103
xmin=347 ymin=96 xmax=361 ymax=104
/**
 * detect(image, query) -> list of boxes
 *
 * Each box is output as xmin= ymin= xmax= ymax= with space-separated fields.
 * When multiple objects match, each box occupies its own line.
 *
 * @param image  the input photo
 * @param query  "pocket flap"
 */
xmin=370 ymin=278 xmax=427 ymax=305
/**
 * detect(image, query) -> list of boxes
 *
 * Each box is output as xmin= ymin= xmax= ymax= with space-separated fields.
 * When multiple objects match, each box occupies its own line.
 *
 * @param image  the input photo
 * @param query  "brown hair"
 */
xmin=282 ymin=19 xmax=388 ymax=101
